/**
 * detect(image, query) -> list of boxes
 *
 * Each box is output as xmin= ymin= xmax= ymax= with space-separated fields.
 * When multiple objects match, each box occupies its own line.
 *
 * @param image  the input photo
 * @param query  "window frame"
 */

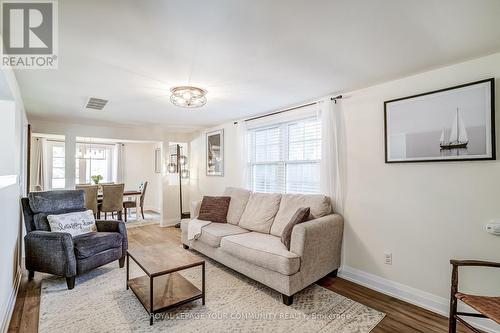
xmin=247 ymin=116 xmax=321 ymax=194
xmin=46 ymin=140 xmax=65 ymax=189
xmin=75 ymin=143 xmax=115 ymax=185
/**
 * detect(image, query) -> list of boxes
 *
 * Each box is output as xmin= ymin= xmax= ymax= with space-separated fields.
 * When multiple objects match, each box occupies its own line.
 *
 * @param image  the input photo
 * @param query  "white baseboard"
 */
xmin=126 ymin=206 xmax=160 ymax=214
xmin=143 ymin=206 xmax=160 ymax=213
xmin=1 ymin=269 xmax=22 ymax=333
xmin=161 ymin=217 xmax=180 ymax=227
xmin=339 ymin=265 xmax=500 ymax=333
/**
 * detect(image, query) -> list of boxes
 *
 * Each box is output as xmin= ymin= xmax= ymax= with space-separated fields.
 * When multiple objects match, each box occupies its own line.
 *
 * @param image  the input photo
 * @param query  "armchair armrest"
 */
xmin=96 ymin=219 xmax=125 ymax=233
xmin=290 ymin=214 xmax=343 ymax=285
xmin=450 ymin=259 xmax=500 ymax=268
xmin=24 ymin=231 xmax=76 ymax=277
xmin=96 ymin=220 xmax=128 ymax=257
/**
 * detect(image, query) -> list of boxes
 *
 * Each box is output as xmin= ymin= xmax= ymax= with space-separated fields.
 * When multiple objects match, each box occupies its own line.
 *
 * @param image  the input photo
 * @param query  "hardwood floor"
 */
xmin=8 ymin=225 xmax=468 ymax=333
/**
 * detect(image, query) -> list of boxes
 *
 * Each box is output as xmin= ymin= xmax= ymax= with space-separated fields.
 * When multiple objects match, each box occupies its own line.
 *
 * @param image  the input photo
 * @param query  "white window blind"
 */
xmin=248 ymin=117 xmax=321 ymax=194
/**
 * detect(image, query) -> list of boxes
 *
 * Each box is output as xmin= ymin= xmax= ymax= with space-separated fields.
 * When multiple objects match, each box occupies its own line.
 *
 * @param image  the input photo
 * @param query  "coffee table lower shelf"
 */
xmin=128 ymin=272 xmax=202 ymax=324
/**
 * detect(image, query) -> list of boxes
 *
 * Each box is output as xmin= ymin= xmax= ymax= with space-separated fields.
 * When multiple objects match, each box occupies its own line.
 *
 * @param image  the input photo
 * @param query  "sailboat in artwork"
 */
xmin=440 ymin=108 xmax=469 ymax=150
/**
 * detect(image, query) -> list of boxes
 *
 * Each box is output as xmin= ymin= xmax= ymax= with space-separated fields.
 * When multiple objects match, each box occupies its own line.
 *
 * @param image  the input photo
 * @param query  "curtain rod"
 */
xmin=236 ymin=95 xmax=342 ymax=124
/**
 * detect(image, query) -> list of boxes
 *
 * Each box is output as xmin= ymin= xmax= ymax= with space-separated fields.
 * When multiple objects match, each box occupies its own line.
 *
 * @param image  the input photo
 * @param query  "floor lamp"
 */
xmin=167 ymin=144 xmax=190 ymax=227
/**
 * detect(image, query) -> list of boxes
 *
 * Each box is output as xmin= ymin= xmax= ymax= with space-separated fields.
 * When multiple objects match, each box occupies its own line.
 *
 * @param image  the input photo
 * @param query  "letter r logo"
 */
xmin=2 ymin=2 xmax=53 ymax=54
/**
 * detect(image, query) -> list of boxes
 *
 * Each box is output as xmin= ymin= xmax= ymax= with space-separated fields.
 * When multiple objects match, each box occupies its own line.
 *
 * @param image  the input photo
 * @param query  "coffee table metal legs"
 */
xmin=126 ymin=250 xmax=205 ymax=326
xmin=202 ymin=262 xmax=205 ymax=305
xmin=150 ymin=276 xmax=154 ymax=325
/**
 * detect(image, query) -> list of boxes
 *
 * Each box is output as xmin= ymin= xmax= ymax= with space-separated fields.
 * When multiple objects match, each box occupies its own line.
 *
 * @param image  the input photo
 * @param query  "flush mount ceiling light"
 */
xmin=170 ymin=86 xmax=207 ymax=108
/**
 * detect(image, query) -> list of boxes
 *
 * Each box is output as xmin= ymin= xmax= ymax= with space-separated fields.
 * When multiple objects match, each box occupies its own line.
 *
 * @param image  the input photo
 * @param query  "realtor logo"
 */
xmin=1 ymin=0 xmax=58 ymax=68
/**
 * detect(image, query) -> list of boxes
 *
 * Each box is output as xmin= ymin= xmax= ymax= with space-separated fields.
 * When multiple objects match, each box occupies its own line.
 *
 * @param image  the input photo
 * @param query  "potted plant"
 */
xmin=91 ymin=175 xmax=103 ymax=185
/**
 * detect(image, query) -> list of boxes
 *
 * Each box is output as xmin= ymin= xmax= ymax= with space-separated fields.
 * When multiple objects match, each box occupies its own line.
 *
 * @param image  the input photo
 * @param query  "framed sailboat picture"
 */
xmin=384 ymin=78 xmax=495 ymax=163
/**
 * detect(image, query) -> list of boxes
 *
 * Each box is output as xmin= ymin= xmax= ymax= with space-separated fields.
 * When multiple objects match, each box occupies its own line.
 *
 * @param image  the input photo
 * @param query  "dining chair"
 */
xmin=449 ymin=259 xmax=500 ymax=332
xmin=123 ymin=181 xmax=148 ymax=222
xmin=99 ymin=183 xmax=124 ymax=220
xmin=75 ymin=184 xmax=99 ymax=217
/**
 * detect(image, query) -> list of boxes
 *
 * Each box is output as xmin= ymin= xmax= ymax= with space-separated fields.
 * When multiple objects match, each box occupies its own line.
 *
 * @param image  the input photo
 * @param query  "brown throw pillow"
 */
xmin=198 ymin=196 xmax=231 ymax=223
xmin=281 ymin=207 xmax=310 ymax=250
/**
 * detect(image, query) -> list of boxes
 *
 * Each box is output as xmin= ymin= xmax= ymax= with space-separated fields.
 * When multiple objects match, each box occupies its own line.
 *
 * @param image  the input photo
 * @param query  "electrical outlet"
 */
xmin=384 ymin=252 xmax=392 ymax=265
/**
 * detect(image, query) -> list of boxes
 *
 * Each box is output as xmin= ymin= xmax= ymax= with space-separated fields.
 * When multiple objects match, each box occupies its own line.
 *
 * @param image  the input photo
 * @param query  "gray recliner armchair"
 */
xmin=21 ymin=190 xmax=128 ymax=289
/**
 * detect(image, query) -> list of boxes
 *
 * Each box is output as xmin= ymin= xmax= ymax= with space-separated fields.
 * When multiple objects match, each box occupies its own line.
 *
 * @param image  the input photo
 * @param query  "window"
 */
xmin=75 ymin=143 xmax=115 ymax=184
xmin=46 ymin=141 xmax=65 ymax=189
xmin=248 ymin=117 xmax=321 ymax=194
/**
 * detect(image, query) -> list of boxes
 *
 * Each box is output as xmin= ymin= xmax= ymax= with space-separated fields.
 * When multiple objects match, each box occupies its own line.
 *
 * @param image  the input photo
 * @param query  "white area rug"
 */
xmin=39 ymin=253 xmax=384 ymax=332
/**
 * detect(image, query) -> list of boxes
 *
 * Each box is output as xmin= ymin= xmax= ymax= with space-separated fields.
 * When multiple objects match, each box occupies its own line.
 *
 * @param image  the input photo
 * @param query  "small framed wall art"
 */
xmin=206 ymin=129 xmax=224 ymax=176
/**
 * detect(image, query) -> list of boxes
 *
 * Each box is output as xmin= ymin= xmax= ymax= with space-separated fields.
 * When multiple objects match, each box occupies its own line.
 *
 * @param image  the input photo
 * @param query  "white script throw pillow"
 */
xmin=47 ymin=210 xmax=97 ymax=237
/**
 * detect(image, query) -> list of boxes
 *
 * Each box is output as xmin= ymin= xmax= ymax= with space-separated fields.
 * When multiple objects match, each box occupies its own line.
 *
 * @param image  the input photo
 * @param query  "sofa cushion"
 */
xmin=197 ymin=223 xmax=250 ymax=247
xmin=270 ymin=194 xmax=332 ymax=237
xmin=73 ymin=232 xmax=122 ymax=259
xmin=198 ymin=196 xmax=231 ymax=223
xmin=238 ymin=193 xmax=281 ymax=233
xmin=223 ymin=187 xmax=251 ymax=225
xmin=220 ymin=232 xmax=300 ymax=275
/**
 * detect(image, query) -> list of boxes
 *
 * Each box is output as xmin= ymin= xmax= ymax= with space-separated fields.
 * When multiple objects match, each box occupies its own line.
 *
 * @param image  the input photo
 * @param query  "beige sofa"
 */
xmin=181 ymin=187 xmax=343 ymax=305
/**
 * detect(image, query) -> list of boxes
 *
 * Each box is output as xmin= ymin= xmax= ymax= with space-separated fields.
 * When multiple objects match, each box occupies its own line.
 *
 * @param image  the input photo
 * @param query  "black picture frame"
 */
xmin=206 ymin=129 xmax=224 ymax=176
xmin=384 ymin=78 xmax=496 ymax=163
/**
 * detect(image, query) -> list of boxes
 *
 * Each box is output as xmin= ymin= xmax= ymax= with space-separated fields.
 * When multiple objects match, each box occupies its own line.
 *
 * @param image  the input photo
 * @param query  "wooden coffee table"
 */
xmin=126 ymin=245 xmax=205 ymax=325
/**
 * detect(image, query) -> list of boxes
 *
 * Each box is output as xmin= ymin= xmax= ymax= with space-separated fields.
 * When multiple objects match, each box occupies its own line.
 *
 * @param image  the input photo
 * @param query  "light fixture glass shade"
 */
xmin=180 ymin=169 xmax=190 ymax=179
xmin=167 ymin=162 xmax=177 ymax=173
xmin=179 ymin=155 xmax=188 ymax=166
xmin=170 ymin=86 xmax=207 ymax=108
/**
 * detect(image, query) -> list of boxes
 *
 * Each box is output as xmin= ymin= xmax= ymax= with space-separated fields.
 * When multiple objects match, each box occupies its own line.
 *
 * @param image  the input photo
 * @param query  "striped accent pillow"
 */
xmin=198 ymin=196 xmax=231 ymax=223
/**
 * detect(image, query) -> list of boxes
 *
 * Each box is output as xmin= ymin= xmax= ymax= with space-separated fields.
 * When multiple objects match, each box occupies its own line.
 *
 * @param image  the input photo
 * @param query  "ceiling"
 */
xmin=16 ymin=0 xmax=500 ymax=132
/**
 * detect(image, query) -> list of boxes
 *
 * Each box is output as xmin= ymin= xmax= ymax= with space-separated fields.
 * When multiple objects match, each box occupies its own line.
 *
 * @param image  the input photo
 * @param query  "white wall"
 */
xmin=0 ymin=67 xmax=27 ymax=333
xmin=29 ymin=119 xmax=191 ymax=226
xmin=189 ymin=52 xmax=500 ymax=331
xmin=123 ymin=142 xmax=161 ymax=212
xmin=340 ymin=52 xmax=500 ymax=330
xmin=189 ymin=122 xmax=241 ymax=204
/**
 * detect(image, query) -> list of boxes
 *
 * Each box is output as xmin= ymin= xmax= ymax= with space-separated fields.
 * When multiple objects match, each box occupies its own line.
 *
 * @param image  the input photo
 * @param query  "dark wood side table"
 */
xmin=126 ymin=245 xmax=205 ymax=325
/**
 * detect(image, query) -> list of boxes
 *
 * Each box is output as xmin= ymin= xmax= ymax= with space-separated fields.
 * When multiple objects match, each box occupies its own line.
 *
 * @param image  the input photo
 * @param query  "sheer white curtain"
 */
xmin=113 ymin=143 xmax=124 ymax=183
xmin=319 ymin=99 xmax=345 ymax=214
xmin=31 ymin=137 xmax=48 ymax=191
xmin=236 ymin=121 xmax=249 ymax=188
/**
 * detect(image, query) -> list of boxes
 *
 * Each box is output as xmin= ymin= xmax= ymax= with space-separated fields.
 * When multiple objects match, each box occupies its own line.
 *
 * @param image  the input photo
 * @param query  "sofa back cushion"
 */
xmin=238 ymin=192 xmax=281 ymax=233
xmin=270 ymin=194 xmax=332 ymax=237
xmin=223 ymin=187 xmax=251 ymax=225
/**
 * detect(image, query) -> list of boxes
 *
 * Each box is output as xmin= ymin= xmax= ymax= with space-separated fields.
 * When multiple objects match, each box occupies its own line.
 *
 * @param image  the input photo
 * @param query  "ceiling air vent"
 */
xmin=85 ymin=97 xmax=108 ymax=110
